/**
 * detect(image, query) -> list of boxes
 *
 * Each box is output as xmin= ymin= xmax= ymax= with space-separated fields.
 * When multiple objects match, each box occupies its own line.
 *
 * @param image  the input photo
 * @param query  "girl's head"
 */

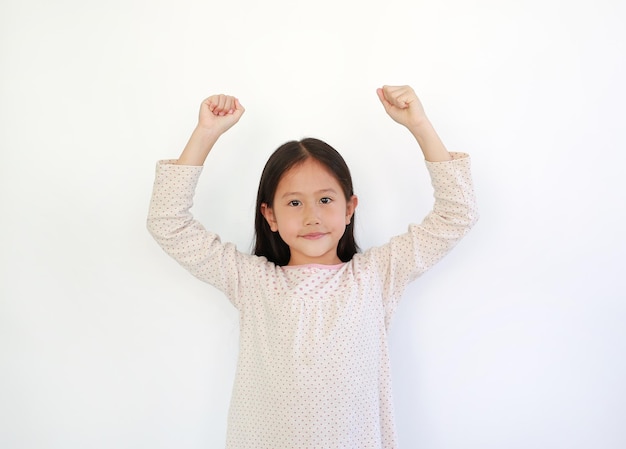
xmin=254 ymin=138 xmax=359 ymax=266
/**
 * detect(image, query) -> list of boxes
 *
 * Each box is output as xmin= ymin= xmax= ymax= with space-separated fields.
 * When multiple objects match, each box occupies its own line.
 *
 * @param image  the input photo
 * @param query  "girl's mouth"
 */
xmin=301 ymin=232 xmax=326 ymax=240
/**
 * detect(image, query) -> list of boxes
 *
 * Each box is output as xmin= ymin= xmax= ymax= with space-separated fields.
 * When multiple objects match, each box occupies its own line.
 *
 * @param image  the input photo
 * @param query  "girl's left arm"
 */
xmin=371 ymin=86 xmax=478 ymax=319
xmin=368 ymin=152 xmax=478 ymax=324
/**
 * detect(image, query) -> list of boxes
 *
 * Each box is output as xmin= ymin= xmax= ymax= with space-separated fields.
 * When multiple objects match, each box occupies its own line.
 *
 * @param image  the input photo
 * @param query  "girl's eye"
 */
xmin=288 ymin=200 xmax=302 ymax=207
xmin=320 ymin=197 xmax=332 ymax=204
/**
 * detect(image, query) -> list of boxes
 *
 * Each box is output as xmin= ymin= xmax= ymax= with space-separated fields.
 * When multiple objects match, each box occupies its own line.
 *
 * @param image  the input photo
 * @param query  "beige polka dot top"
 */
xmin=147 ymin=152 xmax=478 ymax=448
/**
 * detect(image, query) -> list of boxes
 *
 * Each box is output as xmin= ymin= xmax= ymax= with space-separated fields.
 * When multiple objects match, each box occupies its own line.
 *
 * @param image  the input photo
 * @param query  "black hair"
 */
xmin=253 ymin=138 xmax=359 ymax=266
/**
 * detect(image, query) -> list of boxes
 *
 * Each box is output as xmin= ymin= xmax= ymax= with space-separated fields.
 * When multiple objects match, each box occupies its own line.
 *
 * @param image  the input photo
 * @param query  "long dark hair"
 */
xmin=253 ymin=138 xmax=359 ymax=266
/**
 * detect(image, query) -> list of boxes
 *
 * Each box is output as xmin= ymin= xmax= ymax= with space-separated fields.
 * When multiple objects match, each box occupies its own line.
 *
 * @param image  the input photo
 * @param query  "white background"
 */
xmin=1 ymin=0 xmax=625 ymax=448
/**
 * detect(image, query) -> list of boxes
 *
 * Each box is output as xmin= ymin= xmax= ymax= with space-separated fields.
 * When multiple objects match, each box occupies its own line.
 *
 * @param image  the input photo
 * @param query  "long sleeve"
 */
xmin=416 ymin=151 xmax=479 ymax=267
xmin=359 ymin=152 xmax=479 ymax=321
xmin=146 ymin=160 xmax=263 ymax=308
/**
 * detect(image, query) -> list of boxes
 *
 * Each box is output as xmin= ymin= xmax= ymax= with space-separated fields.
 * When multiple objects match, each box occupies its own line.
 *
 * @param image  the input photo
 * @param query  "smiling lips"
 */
xmin=301 ymin=232 xmax=326 ymax=240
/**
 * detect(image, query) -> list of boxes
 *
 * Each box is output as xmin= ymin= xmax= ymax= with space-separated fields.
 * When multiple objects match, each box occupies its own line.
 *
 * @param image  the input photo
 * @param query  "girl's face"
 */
xmin=261 ymin=158 xmax=358 ymax=266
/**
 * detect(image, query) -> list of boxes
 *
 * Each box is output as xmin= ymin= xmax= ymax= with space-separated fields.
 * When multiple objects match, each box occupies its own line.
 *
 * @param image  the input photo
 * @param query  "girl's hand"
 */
xmin=175 ymin=94 xmax=244 ymax=166
xmin=377 ymin=85 xmax=451 ymax=161
xmin=197 ymin=94 xmax=245 ymax=136
xmin=376 ymin=85 xmax=427 ymax=130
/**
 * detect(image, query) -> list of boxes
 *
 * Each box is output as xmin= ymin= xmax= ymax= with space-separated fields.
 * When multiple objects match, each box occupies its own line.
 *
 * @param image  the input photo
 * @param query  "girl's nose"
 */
xmin=304 ymin=205 xmax=321 ymax=225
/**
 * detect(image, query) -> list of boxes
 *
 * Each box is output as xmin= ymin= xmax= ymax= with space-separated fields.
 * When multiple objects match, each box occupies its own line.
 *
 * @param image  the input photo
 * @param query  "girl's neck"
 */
xmin=282 ymin=262 xmax=346 ymax=270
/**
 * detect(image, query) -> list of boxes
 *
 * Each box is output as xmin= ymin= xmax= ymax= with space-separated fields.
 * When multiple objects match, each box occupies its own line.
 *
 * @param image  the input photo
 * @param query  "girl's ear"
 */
xmin=261 ymin=203 xmax=279 ymax=232
xmin=345 ymin=195 xmax=358 ymax=225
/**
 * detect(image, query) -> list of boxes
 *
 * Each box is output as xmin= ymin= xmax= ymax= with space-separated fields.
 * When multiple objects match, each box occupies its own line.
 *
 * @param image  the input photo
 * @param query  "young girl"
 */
xmin=148 ymin=85 xmax=478 ymax=448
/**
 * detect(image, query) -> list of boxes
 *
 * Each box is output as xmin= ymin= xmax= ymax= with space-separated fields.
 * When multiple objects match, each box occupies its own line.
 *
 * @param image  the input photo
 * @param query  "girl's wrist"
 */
xmin=193 ymin=124 xmax=223 ymax=141
xmin=176 ymin=126 xmax=220 ymax=166
xmin=405 ymin=116 xmax=433 ymax=138
xmin=407 ymin=118 xmax=452 ymax=162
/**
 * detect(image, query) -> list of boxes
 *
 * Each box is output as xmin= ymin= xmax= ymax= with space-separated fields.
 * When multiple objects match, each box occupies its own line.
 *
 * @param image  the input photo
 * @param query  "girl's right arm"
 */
xmin=147 ymin=95 xmax=253 ymax=308
xmin=176 ymin=94 xmax=245 ymax=165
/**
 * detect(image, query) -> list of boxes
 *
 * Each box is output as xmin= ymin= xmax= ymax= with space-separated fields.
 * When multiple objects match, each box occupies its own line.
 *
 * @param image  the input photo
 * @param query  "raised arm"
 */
xmin=376 ymin=85 xmax=451 ymax=162
xmin=176 ymin=94 xmax=245 ymax=166
xmin=147 ymin=94 xmax=252 ymax=306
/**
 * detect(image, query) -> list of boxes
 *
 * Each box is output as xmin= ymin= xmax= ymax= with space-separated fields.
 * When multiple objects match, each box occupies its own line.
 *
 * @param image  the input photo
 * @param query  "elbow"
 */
xmin=468 ymin=208 xmax=480 ymax=229
xmin=458 ymin=197 xmax=480 ymax=230
xmin=445 ymin=202 xmax=480 ymax=229
xmin=436 ymin=206 xmax=479 ymax=236
xmin=146 ymin=216 xmax=161 ymax=240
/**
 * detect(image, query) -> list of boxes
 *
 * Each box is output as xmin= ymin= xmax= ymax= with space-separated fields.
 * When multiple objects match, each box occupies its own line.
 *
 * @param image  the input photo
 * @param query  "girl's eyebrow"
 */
xmin=280 ymin=188 xmax=338 ymax=199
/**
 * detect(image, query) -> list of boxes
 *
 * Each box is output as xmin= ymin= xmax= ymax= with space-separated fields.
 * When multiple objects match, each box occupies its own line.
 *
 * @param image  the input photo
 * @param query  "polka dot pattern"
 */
xmin=147 ymin=152 xmax=478 ymax=448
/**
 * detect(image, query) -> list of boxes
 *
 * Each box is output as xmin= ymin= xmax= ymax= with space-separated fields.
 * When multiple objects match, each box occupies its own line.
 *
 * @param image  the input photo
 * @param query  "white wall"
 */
xmin=1 ymin=0 xmax=624 ymax=448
